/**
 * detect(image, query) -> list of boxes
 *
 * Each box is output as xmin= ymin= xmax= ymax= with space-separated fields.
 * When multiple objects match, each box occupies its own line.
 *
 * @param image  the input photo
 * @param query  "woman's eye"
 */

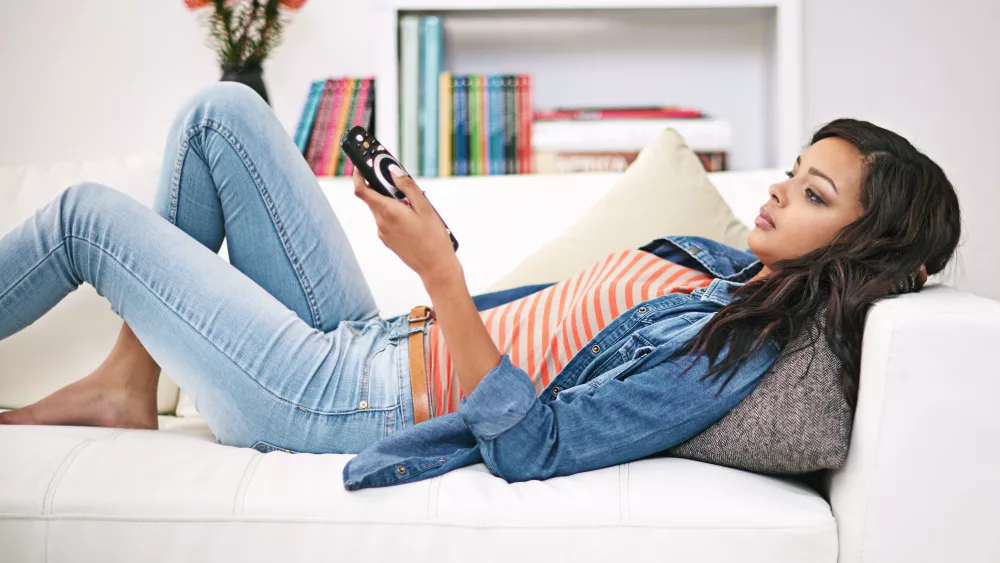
xmin=785 ymin=170 xmax=794 ymax=179
xmin=806 ymin=188 xmax=825 ymax=205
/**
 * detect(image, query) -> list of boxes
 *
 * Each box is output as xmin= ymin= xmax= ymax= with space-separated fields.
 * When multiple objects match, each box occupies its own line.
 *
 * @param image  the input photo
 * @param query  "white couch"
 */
xmin=2 ymin=154 xmax=999 ymax=563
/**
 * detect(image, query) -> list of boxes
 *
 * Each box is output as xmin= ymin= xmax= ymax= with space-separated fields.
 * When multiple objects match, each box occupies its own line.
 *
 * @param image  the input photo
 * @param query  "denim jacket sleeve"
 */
xmin=458 ymin=338 xmax=780 ymax=483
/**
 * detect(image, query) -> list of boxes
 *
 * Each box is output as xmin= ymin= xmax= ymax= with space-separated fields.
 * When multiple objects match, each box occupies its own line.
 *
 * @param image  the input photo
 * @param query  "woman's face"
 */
xmin=748 ymin=137 xmax=866 ymax=268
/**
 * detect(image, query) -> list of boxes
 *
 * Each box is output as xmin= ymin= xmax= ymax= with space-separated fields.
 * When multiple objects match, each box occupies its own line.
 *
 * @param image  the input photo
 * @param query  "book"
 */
xmin=315 ymin=78 xmax=345 ymax=176
xmin=503 ymin=75 xmax=516 ymax=174
xmin=488 ymin=75 xmax=504 ymax=175
xmin=531 ymin=117 xmax=731 ymax=154
xmin=420 ymin=16 xmax=443 ymax=177
xmin=305 ymin=79 xmax=337 ymax=173
xmin=343 ymin=78 xmax=373 ymax=177
xmin=294 ymin=80 xmax=324 ymax=154
xmin=453 ymin=76 xmax=469 ymax=176
xmin=534 ymin=150 xmax=727 ymax=173
xmin=332 ymin=78 xmax=367 ymax=176
xmin=400 ymin=15 xmax=421 ymax=175
xmin=534 ymin=106 xmax=703 ymax=121
xmin=478 ymin=74 xmax=489 ymax=175
xmin=438 ymin=72 xmax=452 ymax=177
xmin=326 ymin=77 xmax=356 ymax=176
xmin=468 ymin=75 xmax=482 ymax=176
xmin=516 ymin=75 xmax=533 ymax=174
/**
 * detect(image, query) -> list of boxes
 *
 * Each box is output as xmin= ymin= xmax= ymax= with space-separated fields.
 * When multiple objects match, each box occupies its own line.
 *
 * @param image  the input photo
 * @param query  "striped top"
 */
xmin=424 ymin=249 xmax=715 ymax=417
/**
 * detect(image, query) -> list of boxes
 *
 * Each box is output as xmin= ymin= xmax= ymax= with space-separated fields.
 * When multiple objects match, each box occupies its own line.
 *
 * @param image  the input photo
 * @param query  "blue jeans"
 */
xmin=0 ymin=83 xmax=420 ymax=453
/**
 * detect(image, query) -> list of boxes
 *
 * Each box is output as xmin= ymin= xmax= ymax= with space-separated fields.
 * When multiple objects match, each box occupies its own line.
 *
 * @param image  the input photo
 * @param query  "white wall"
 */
xmin=1 ymin=0 xmax=997 ymax=299
xmin=802 ymin=0 xmax=1000 ymax=301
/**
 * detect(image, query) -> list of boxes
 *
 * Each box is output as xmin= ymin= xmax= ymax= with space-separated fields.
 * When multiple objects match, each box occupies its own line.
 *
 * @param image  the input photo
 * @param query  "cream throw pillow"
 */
xmin=486 ymin=128 xmax=750 ymax=292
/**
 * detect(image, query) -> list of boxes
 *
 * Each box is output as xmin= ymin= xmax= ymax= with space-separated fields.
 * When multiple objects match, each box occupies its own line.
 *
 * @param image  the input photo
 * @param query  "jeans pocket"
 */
xmin=250 ymin=440 xmax=302 ymax=454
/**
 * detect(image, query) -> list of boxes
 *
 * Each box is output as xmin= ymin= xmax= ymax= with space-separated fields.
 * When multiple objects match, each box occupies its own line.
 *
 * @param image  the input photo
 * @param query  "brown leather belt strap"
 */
xmin=407 ymin=305 xmax=435 ymax=425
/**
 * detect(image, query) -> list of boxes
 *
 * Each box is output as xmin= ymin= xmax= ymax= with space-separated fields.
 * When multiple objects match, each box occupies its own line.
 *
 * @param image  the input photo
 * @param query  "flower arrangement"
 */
xmin=184 ymin=0 xmax=308 ymax=103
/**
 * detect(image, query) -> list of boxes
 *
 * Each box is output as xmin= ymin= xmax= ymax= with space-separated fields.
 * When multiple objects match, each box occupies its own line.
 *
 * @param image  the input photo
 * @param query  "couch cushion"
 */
xmin=485 ymin=128 xmax=752 ymax=291
xmin=0 ymin=424 xmax=837 ymax=563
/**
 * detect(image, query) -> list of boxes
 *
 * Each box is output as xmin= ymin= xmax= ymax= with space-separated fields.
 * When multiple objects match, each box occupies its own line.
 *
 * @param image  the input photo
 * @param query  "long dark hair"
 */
xmin=676 ymin=118 xmax=962 ymax=407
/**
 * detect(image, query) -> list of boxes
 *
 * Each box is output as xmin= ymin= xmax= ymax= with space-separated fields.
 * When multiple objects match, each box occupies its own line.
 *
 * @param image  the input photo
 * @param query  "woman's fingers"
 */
xmin=353 ymin=169 xmax=389 ymax=212
xmin=388 ymin=168 xmax=429 ymax=212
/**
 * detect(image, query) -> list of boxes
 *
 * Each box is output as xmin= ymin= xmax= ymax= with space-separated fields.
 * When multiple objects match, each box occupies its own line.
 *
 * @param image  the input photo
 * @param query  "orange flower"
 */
xmin=184 ymin=0 xmax=212 ymax=9
xmin=279 ymin=0 xmax=307 ymax=9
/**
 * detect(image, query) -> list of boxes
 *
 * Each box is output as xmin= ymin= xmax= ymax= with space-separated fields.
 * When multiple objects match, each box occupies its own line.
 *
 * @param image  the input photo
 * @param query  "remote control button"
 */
xmin=355 ymin=134 xmax=363 ymax=141
xmin=366 ymin=159 xmax=373 ymax=167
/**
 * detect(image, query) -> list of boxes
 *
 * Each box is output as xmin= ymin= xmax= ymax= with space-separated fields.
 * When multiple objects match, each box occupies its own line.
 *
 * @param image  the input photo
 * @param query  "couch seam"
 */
xmin=233 ymin=452 xmax=264 ymax=517
xmin=0 ymin=514 xmax=838 ymax=531
xmin=40 ymin=431 xmax=127 ymax=520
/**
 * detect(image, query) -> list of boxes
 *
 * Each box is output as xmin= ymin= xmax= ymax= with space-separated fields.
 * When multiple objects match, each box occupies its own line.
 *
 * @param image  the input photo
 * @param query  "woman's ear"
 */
xmin=917 ymin=264 xmax=928 ymax=287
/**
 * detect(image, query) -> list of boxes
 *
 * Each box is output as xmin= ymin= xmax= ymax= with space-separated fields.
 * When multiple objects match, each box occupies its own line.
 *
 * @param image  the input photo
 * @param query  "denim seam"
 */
xmin=0 ymin=242 xmax=70 ymax=303
xmin=61 ymin=233 xmax=349 ymax=417
xmin=176 ymin=119 xmax=324 ymax=330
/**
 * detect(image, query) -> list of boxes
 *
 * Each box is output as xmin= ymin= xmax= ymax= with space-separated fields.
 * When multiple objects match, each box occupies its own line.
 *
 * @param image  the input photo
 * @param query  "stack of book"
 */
xmin=293 ymin=76 xmax=375 ymax=177
xmin=532 ymin=107 xmax=731 ymax=173
xmin=400 ymin=15 xmax=534 ymax=177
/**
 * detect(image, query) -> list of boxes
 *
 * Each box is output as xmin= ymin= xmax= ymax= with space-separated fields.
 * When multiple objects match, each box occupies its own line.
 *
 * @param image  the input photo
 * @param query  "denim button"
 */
xmin=551 ymin=387 xmax=561 ymax=395
xmin=638 ymin=307 xmax=647 ymax=313
xmin=591 ymin=344 xmax=600 ymax=353
xmin=359 ymin=400 xmax=369 ymax=410
xmin=396 ymin=465 xmax=406 ymax=474
xmin=438 ymin=457 xmax=446 ymax=462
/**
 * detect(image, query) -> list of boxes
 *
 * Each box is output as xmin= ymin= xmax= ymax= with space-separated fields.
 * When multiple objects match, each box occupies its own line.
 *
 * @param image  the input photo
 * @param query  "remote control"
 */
xmin=341 ymin=125 xmax=459 ymax=251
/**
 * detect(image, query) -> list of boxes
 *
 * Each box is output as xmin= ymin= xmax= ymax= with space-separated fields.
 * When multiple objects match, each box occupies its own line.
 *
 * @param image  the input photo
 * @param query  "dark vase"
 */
xmin=220 ymin=62 xmax=269 ymax=105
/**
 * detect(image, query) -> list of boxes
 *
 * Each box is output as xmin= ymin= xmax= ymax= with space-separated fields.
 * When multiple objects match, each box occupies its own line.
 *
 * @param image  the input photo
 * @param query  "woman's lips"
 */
xmin=755 ymin=207 xmax=775 ymax=229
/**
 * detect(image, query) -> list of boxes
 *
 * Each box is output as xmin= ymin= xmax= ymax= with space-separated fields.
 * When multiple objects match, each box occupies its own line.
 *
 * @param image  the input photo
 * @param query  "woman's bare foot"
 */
xmin=0 ymin=371 xmax=158 ymax=429
xmin=0 ymin=324 xmax=161 ymax=429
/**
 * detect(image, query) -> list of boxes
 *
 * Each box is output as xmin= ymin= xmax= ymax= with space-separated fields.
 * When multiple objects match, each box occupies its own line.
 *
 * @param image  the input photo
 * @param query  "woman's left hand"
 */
xmin=353 ymin=168 xmax=460 ymax=285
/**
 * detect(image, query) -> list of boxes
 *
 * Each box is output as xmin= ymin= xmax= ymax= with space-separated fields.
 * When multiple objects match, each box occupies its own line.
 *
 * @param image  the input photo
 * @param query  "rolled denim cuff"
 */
xmin=459 ymin=354 xmax=537 ymax=440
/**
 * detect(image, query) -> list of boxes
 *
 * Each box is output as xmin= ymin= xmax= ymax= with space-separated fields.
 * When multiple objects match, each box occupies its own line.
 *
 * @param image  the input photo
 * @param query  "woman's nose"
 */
xmin=768 ymin=182 xmax=783 ymax=205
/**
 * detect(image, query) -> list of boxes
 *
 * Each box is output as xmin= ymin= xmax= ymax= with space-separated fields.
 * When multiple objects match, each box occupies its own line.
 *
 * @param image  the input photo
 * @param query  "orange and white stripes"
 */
xmin=424 ymin=249 xmax=714 ymax=417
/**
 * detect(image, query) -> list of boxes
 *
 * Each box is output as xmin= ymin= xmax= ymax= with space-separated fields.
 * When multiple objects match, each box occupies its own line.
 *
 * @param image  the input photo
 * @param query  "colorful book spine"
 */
xmin=438 ymin=72 xmax=452 ymax=177
xmin=489 ymin=75 xmax=503 ymax=175
xmin=503 ymin=75 xmax=516 ymax=174
xmin=468 ymin=75 xmax=481 ymax=176
xmin=327 ymin=78 xmax=357 ymax=176
xmin=453 ymin=76 xmax=469 ymax=176
xmin=478 ymin=74 xmax=489 ymax=175
xmin=342 ymin=78 xmax=372 ymax=177
xmin=517 ymin=75 xmax=533 ymax=174
xmin=293 ymin=80 xmax=325 ymax=154
xmin=399 ymin=15 xmax=421 ymax=175
xmin=306 ymin=79 xmax=336 ymax=173
xmin=314 ymin=78 xmax=344 ymax=176
xmin=358 ymin=78 xmax=376 ymax=133
xmin=420 ymin=16 xmax=443 ymax=177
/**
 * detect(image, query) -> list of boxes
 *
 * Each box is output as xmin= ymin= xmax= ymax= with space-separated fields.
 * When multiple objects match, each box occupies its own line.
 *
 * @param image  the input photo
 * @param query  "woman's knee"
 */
xmin=172 ymin=82 xmax=270 ymax=133
xmin=59 ymin=182 xmax=140 ymax=233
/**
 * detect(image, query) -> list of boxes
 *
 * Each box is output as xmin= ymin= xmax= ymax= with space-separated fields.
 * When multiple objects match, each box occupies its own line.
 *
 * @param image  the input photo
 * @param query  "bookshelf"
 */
xmin=373 ymin=0 xmax=802 ymax=171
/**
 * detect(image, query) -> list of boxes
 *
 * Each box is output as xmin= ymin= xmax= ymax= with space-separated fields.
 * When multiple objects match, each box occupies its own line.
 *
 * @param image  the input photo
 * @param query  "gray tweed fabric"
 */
xmin=665 ymin=317 xmax=854 ymax=474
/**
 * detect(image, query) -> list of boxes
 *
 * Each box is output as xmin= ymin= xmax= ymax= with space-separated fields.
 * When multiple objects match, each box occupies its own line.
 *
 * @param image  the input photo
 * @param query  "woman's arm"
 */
xmin=422 ymin=265 xmax=501 ymax=395
xmin=353 ymin=169 xmax=501 ymax=395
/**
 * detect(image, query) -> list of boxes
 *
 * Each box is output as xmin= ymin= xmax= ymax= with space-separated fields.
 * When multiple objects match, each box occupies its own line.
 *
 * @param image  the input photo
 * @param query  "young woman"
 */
xmin=0 ymin=84 xmax=960 ymax=490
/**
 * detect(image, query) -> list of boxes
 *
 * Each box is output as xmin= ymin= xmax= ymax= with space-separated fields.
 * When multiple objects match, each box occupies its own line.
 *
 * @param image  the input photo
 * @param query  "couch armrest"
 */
xmin=828 ymin=285 xmax=1000 ymax=563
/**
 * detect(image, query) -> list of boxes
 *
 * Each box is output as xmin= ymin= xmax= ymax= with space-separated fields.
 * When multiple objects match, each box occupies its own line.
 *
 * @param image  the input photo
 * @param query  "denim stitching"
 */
xmin=61 ymin=233 xmax=351 ymax=416
xmin=167 ymin=125 xmax=201 ymax=225
xmin=0 ymin=242 xmax=70 ymax=303
xmin=179 ymin=118 xmax=324 ymax=330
